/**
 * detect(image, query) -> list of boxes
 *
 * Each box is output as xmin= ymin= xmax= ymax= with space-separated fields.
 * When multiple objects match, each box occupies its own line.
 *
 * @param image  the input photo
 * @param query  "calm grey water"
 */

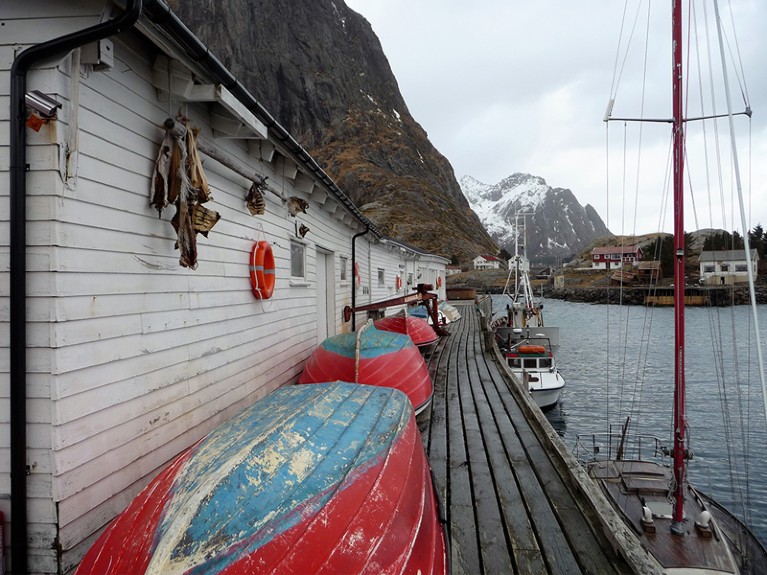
xmin=490 ymin=295 xmax=767 ymax=544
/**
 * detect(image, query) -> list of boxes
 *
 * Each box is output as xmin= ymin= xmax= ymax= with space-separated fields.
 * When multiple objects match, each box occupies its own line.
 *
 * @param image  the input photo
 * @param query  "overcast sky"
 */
xmin=344 ymin=0 xmax=767 ymax=237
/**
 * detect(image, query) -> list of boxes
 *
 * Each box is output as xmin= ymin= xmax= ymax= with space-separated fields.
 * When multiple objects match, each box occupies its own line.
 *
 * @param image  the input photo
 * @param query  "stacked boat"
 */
xmin=76 ymin=383 xmax=447 ymax=574
xmin=299 ymin=322 xmax=434 ymax=414
xmin=374 ymin=315 xmax=439 ymax=348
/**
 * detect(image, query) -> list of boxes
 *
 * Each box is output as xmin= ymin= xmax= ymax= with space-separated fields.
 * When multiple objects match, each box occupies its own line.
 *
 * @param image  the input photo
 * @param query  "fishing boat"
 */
xmin=299 ymin=321 xmax=434 ymax=414
xmin=499 ymin=334 xmax=565 ymax=410
xmin=576 ymin=2 xmax=767 ymax=573
xmin=374 ymin=314 xmax=439 ymax=348
xmin=76 ymin=382 xmax=448 ymax=575
xmin=493 ymin=212 xmax=559 ymax=346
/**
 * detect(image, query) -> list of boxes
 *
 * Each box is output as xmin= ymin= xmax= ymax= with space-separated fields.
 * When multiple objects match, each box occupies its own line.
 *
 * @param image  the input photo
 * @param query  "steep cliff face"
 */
xmin=167 ymin=0 xmax=497 ymax=262
xmin=462 ymin=173 xmax=612 ymax=261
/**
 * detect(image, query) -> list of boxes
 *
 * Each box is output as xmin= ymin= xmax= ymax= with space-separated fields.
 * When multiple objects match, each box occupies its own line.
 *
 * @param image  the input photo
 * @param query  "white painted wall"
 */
xmin=1 ymin=5 xmax=447 ymax=573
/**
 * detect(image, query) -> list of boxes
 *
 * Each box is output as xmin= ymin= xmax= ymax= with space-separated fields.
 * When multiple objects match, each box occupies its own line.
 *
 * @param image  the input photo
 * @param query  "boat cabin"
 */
xmin=505 ymin=339 xmax=554 ymax=368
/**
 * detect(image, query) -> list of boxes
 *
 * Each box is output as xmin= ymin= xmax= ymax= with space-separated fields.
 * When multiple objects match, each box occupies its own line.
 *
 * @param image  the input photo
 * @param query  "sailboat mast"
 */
xmin=671 ymin=0 xmax=686 ymax=533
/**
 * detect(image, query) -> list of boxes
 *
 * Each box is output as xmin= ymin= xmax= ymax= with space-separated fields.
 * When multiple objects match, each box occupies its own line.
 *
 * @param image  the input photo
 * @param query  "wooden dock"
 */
xmin=417 ymin=301 xmax=657 ymax=574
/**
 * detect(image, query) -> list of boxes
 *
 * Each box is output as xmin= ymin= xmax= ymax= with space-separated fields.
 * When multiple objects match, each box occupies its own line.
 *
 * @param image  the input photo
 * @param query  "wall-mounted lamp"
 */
xmin=25 ymin=90 xmax=62 ymax=118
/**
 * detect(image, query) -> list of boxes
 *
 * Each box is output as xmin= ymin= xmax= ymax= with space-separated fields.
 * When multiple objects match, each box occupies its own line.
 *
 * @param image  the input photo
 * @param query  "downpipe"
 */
xmin=9 ymin=1 xmax=142 ymax=572
xmin=350 ymin=227 xmax=369 ymax=331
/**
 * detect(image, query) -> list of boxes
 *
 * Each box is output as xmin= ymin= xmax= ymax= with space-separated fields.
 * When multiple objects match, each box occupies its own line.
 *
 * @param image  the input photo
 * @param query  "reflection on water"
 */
xmin=490 ymin=294 xmax=767 ymax=544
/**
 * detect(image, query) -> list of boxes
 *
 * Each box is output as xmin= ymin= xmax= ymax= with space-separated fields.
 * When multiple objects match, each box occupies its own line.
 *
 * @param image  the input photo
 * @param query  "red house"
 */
xmin=591 ymin=245 xmax=643 ymax=270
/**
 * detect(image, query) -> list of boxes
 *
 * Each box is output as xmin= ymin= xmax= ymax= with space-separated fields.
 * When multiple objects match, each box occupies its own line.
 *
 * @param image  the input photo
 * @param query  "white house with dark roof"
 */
xmin=699 ymin=249 xmax=758 ymax=285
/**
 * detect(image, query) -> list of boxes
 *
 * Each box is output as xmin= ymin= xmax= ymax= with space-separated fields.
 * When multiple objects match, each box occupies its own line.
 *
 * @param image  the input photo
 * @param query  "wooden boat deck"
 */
xmin=417 ymin=302 xmax=638 ymax=574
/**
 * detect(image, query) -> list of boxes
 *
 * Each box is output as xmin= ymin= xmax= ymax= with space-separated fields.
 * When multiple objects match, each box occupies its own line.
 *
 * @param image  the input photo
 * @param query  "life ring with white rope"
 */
xmin=436 ymin=275 xmax=443 ymax=288
xmin=395 ymin=275 xmax=402 ymax=290
xmin=250 ymin=240 xmax=275 ymax=299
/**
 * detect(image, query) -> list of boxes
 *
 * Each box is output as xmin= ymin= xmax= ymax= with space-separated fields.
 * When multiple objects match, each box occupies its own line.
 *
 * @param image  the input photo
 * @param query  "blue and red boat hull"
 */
xmin=299 ymin=326 xmax=434 ymax=413
xmin=76 ymin=383 xmax=447 ymax=574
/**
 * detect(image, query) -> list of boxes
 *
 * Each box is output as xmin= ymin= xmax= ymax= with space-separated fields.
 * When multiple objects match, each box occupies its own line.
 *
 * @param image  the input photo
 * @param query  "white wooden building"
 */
xmin=698 ymin=249 xmax=759 ymax=285
xmin=0 ymin=2 xmax=448 ymax=572
xmin=472 ymin=254 xmax=502 ymax=270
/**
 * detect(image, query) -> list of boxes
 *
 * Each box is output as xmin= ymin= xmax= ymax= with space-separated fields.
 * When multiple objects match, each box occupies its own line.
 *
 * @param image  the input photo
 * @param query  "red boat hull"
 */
xmin=76 ymin=383 xmax=447 ymax=575
xmin=374 ymin=315 xmax=439 ymax=347
xmin=299 ymin=326 xmax=433 ymax=413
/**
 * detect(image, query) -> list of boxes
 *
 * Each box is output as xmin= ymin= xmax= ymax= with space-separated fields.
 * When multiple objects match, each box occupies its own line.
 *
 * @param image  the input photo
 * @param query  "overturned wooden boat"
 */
xmin=374 ymin=315 xmax=439 ymax=348
xmin=76 ymin=383 xmax=447 ymax=575
xmin=299 ymin=323 xmax=434 ymax=413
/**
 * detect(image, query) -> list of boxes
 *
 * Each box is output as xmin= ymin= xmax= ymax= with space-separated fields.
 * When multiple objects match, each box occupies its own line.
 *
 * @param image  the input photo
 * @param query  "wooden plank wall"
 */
xmin=0 ymin=11 xmax=447 ymax=572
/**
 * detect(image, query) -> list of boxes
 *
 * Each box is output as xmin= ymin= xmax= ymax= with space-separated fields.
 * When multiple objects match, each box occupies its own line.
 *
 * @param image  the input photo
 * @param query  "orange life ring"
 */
xmin=517 ymin=344 xmax=546 ymax=355
xmin=395 ymin=275 xmax=402 ymax=290
xmin=354 ymin=262 xmax=361 ymax=287
xmin=250 ymin=240 xmax=275 ymax=299
xmin=436 ymin=276 xmax=443 ymax=288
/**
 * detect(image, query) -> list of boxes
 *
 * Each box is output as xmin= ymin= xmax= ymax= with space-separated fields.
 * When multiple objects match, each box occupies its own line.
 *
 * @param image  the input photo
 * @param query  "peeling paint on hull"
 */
xmin=76 ymin=383 xmax=446 ymax=575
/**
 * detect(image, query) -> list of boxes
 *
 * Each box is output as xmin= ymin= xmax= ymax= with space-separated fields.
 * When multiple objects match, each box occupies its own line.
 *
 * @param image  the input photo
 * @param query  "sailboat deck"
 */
xmin=417 ymin=302 xmax=635 ymax=574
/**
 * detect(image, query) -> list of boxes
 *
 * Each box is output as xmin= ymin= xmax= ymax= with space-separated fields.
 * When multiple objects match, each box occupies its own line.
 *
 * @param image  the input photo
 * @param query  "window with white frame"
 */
xmin=340 ymin=256 xmax=348 ymax=281
xmin=290 ymin=240 xmax=305 ymax=278
xmin=377 ymin=268 xmax=385 ymax=287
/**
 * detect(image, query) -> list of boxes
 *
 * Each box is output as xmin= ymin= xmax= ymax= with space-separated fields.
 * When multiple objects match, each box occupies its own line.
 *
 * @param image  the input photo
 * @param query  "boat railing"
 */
xmin=573 ymin=430 xmax=670 ymax=465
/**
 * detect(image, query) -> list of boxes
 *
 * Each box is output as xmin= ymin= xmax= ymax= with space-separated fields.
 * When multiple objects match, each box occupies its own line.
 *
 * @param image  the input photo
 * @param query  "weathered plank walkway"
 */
xmin=417 ymin=302 xmax=642 ymax=575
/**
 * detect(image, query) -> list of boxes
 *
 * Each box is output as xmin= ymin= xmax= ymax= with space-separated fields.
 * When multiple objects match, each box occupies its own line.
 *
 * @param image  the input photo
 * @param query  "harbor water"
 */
xmin=490 ymin=294 xmax=767 ymax=544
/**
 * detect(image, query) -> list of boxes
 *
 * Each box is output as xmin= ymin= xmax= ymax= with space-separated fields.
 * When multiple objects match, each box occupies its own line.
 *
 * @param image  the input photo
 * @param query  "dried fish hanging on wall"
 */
xmin=245 ymin=175 xmax=267 ymax=215
xmin=150 ymin=116 xmax=220 ymax=269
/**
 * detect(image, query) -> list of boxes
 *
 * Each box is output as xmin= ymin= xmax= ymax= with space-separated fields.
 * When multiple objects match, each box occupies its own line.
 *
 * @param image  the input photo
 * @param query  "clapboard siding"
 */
xmin=1 ymin=8 xmax=448 ymax=573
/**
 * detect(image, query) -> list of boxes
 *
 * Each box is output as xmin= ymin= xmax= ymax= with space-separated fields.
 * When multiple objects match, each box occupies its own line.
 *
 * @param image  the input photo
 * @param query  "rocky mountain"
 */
xmin=166 ymin=0 xmax=497 ymax=263
xmin=461 ymin=173 xmax=611 ymax=261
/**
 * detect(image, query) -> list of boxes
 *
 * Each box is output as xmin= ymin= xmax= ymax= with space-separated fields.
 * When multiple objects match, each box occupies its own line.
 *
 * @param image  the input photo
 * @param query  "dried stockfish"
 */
xmin=192 ymin=204 xmax=221 ymax=237
xmin=171 ymin=200 xmax=197 ymax=269
xmin=246 ymin=178 xmax=267 ymax=215
xmin=149 ymin=130 xmax=173 ymax=216
xmin=186 ymin=127 xmax=210 ymax=203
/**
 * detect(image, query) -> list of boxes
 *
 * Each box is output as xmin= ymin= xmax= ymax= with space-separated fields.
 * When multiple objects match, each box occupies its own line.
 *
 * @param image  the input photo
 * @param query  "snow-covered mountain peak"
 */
xmin=460 ymin=173 xmax=610 ymax=259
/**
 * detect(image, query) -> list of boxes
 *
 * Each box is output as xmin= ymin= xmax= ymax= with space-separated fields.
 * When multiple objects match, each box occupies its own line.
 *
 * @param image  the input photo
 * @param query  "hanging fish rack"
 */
xmin=194 ymin=136 xmax=287 ymax=203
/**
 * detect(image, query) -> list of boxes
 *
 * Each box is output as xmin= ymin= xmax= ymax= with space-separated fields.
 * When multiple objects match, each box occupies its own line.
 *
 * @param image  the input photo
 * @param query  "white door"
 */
xmin=316 ymin=249 xmax=336 ymax=342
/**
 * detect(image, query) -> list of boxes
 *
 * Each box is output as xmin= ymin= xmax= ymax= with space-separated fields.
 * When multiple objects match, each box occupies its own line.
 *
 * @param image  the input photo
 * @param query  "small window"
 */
xmin=704 ymin=265 xmax=714 ymax=273
xmin=407 ymin=273 xmax=413 ymax=286
xmin=720 ymin=264 xmax=730 ymax=272
xmin=340 ymin=256 xmax=348 ymax=281
xmin=735 ymin=264 xmax=747 ymax=272
xmin=377 ymin=268 xmax=385 ymax=287
xmin=290 ymin=241 xmax=305 ymax=278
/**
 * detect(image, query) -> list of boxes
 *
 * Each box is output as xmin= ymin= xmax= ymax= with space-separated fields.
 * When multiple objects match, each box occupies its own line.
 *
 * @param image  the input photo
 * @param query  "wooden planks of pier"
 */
xmin=417 ymin=302 xmax=638 ymax=575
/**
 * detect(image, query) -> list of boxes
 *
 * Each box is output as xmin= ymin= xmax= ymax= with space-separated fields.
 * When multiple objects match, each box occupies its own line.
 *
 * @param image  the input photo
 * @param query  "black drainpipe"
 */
xmin=9 ymin=2 xmax=142 ymax=572
xmin=350 ymin=227 xmax=369 ymax=331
